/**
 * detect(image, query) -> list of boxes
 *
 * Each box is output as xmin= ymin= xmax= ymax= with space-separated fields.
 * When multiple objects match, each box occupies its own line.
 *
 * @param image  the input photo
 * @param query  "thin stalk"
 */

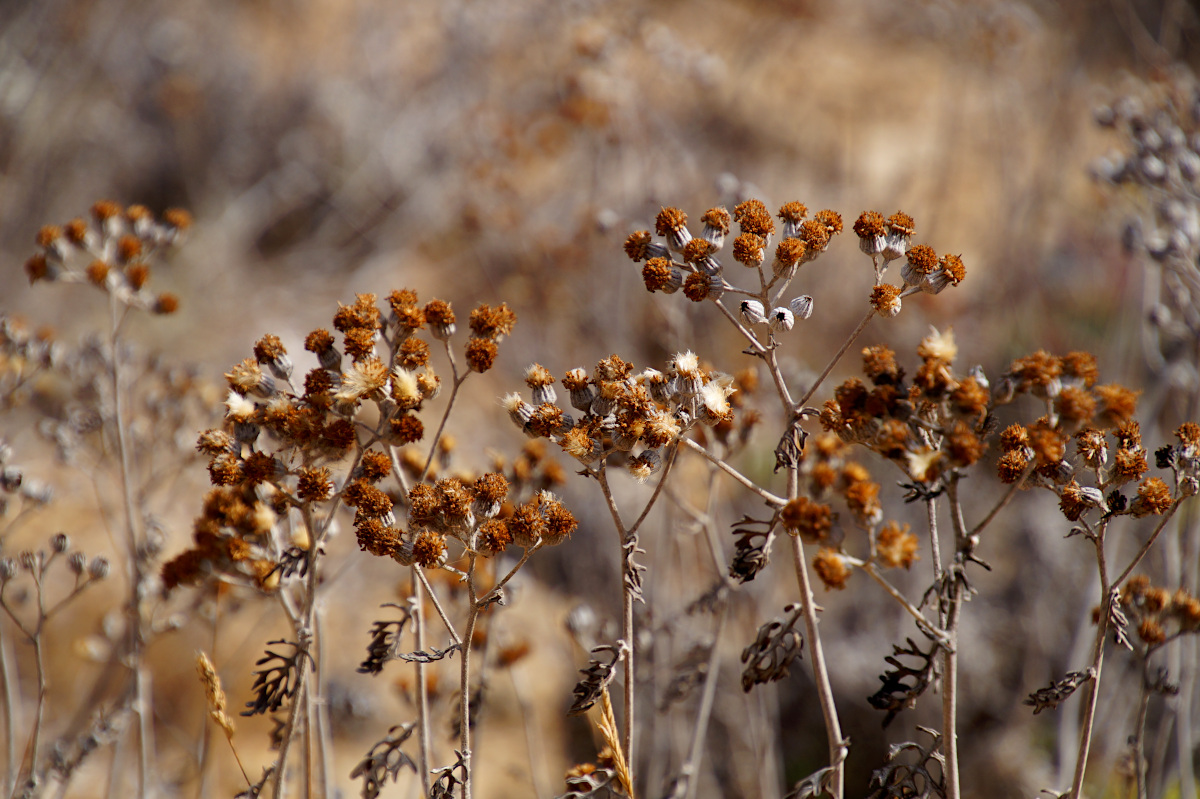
xmin=460 ymin=548 xmax=481 ymax=799
xmin=108 ymin=293 xmax=149 ymax=799
xmin=419 ymin=343 xmax=468 ymax=482
xmin=794 ymin=309 xmax=875 ymax=409
xmin=941 ymin=583 xmax=962 ymax=799
xmin=595 ymin=464 xmax=637 ymax=791
xmin=681 ymin=439 xmax=785 ymax=506
xmin=858 ymin=563 xmax=950 ymax=647
xmin=411 ymin=570 xmax=433 ymax=796
xmin=1069 ymin=521 xmax=1112 ymax=799
xmin=1111 ymin=501 xmax=1183 ymax=588
xmin=681 ymin=605 xmax=727 ymax=799
xmin=787 ymin=533 xmax=844 ymax=799
xmin=1132 ymin=656 xmax=1152 ymax=799
xmin=1 ymin=627 xmax=19 ymax=798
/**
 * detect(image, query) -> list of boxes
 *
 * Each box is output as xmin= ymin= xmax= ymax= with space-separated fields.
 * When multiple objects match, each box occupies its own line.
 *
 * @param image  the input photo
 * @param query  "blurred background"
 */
xmin=3 ymin=0 xmax=1200 ymax=797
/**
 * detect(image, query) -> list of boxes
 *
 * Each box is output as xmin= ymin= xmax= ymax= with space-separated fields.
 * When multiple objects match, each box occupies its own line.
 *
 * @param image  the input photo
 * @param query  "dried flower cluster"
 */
xmin=1118 ymin=574 xmax=1200 ymax=647
xmin=504 ymin=351 xmax=745 ymax=482
xmin=24 ymin=200 xmax=190 ymax=314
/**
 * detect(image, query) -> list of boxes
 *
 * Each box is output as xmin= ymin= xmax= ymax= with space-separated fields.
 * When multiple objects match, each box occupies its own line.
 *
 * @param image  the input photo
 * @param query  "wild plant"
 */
xmin=2 ymin=186 xmax=1198 ymax=799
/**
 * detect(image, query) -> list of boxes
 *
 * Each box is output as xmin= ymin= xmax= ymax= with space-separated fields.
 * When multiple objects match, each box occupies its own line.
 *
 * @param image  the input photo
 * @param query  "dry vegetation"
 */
xmin=3 ymin=1 xmax=1200 ymax=798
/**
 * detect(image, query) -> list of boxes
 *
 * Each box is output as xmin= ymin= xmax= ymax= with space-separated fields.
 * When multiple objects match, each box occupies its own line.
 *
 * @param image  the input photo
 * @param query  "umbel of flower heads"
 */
xmin=502 ymin=352 xmax=737 ymax=482
xmin=624 ymin=201 xmax=965 ymax=339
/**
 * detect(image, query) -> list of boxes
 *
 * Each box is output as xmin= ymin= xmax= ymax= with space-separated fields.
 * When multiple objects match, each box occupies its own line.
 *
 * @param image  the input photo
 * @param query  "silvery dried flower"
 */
xmin=788 ymin=295 xmax=813 ymax=320
xmin=769 ymin=307 xmax=795 ymax=333
xmin=740 ymin=300 xmax=767 ymax=325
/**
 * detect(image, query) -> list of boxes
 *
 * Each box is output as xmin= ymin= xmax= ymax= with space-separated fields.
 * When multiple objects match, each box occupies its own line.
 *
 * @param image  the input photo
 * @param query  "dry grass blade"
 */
xmin=596 ymin=688 xmax=634 ymax=799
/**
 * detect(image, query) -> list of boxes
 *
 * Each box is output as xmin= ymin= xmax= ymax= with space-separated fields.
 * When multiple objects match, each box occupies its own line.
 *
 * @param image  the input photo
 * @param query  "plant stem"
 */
xmin=595 ymin=464 xmax=637 ymax=792
xmin=1069 ymin=522 xmax=1112 ymax=799
xmin=411 ymin=569 xmax=433 ymax=796
xmin=787 ymin=532 xmax=844 ymax=798
xmin=680 ymin=439 xmax=785 ymax=506
xmin=460 ymin=548 xmax=480 ymax=799
xmin=794 ymin=309 xmax=875 ymax=410
xmin=108 ymin=292 xmax=150 ymax=799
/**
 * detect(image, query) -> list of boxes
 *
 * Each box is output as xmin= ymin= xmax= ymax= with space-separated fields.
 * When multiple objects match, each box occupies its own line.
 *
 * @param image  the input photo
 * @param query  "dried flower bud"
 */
xmin=788 ymin=295 xmax=813 ymax=320
xmin=68 ymin=551 xmax=87 ymax=574
xmin=740 ymin=300 xmax=767 ymax=325
xmin=51 ymin=532 xmax=70 ymax=553
xmin=777 ymin=201 xmax=809 ymax=238
xmin=769 ymin=307 xmax=794 ymax=333
xmin=0 ymin=558 xmax=15 ymax=581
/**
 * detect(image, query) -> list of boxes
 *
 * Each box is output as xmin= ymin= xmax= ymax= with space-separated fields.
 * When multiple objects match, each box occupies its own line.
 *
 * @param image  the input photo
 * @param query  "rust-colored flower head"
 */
xmin=732 ymin=232 xmax=766 ymax=267
xmin=780 ymin=496 xmax=833 ymax=544
xmin=777 ymin=201 xmax=808 ymax=238
xmin=876 ymin=521 xmax=919 ymax=569
xmin=624 ymin=230 xmax=656 ymax=262
xmin=508 ymin=496 xmax=547 ymax=548
xmin=1058 ymin=480 xmax=1104 ymax=521
xmin=412 ymin=530 xmax=448 ymax=568
xmin=854 ymin=210 xmax=888 ymax=257
xmin=297 ymin=467 xmax=334 ymax=502
xmin=305 ymin=328 xmax=341 ymax=372
xmin=478 ymin=519 xmax=513 ymax=555
xmin=870 ymin=284 xmax=902 ymax=317
xmin=424 ymin=299 xmax=456 ymax=340
xmin=655 ymin=206 xmax=691 ymax=245
xmin=1129 ymin=476 xmax=1173 ymax=517
xmin=538 ymin=492 xmax=578 ymax=546
xmin=701 ymin=206 xmax=732 ymax=248
xmin=813 ymin=548 xmax=851 ymax=590
xmin=469 ymin=302 xmax=517 ymax=341
xmin=900 ymin=244 xmax=939 ymax=287
xmin=882 ymin=211 xmax=915 ymax=262
xmin=465 ymin=338 xmax=498 ymax=373
xmin=1095 ymin=383 xmax=1141 ymax=429
xmin=733 ymin=199 xmax=775 ymax=237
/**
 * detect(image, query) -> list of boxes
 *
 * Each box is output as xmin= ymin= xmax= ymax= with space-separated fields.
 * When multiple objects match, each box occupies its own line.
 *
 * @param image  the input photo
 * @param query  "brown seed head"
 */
xmin=870 ymin=284 xmax=902 ymax=317
xmin=813 ymin=548 xmax=850 ymax=590
xmin=412 ymin=530 xmax=447 ymax=568
xmin=814 ymin=209 xmax=843 ymax=234
xmin=732 ymin=233 xmax=765 ymax=267
xmin=780 ymin=497 xmax=833 ymax=544
xmin=887 ymin=212 xmax=915 ymax=235
xmin=876 ymin=521 xmax=919 ymax=569
xmin=297 ymin=467 xmax=334 ymax=502
xmin=465 ymin=338 xmax=498 ymax=373
xmin=777 ymin=202 xmax=808 ymax=224
xmin=854 ymin=210 xmax=887 ymax=239
xmin=655 ymin=207 xmax=688 ymax=236
xmin=775 ymin=238 xmax=807 ymax=268
xmin=397 ymin=337 xmax=431 ymax=370
xmin=624 ymin=230 xmax=653 ymax=262
xmin=469 ymin=303 xmax=517 ymax=340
